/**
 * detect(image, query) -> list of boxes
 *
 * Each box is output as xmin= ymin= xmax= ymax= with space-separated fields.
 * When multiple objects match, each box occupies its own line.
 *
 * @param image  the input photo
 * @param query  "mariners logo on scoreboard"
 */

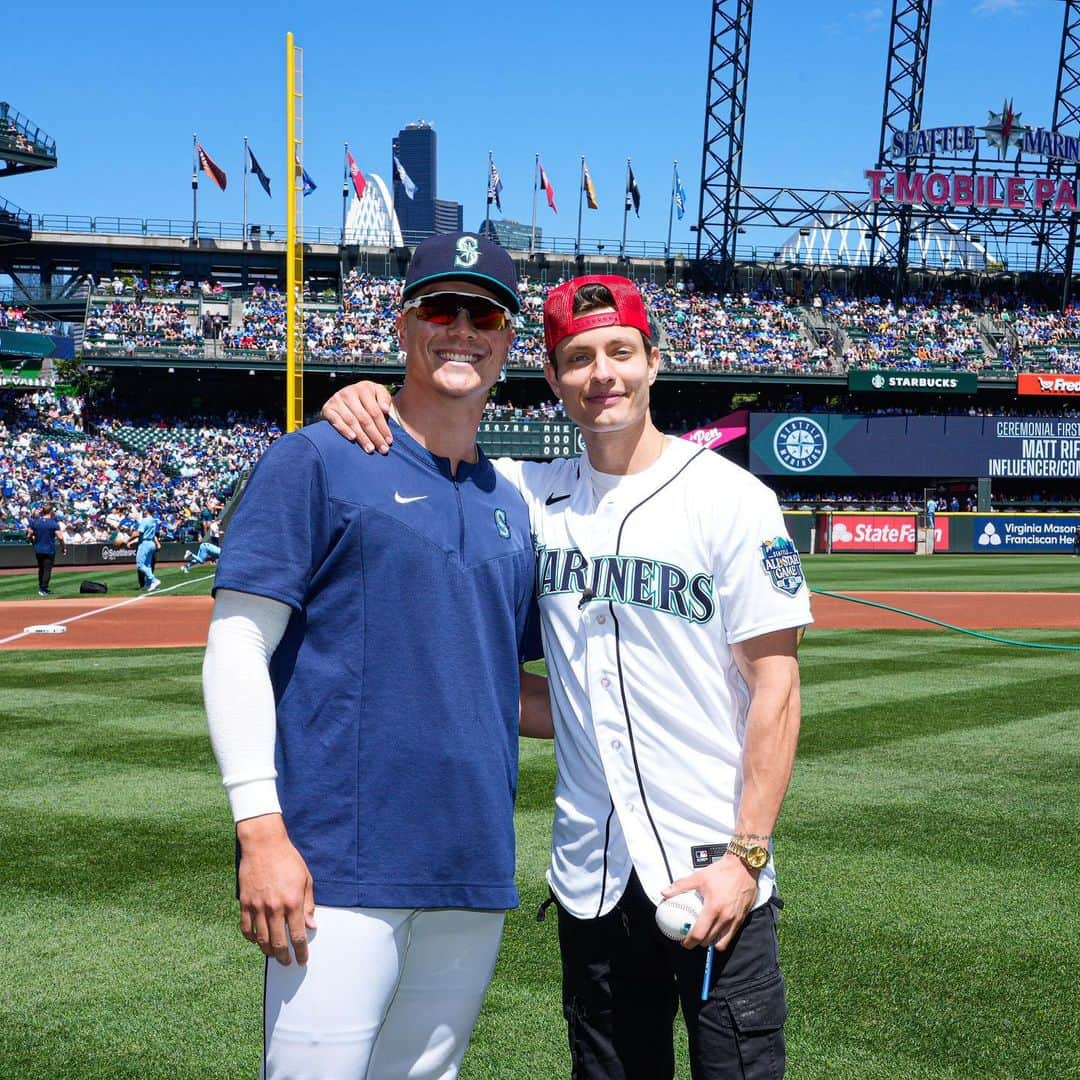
xmin=760 ymin=536 xmax=804 ymax=597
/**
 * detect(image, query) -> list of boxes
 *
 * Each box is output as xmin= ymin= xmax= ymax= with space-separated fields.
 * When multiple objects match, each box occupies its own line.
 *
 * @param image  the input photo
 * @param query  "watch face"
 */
xmin=746 ymin=846 xmax=769 ymax=870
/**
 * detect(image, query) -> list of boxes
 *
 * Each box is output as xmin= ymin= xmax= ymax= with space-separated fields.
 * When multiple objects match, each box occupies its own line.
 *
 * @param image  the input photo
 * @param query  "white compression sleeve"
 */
xmin=203 ymin=589 xmax=292 ymax=822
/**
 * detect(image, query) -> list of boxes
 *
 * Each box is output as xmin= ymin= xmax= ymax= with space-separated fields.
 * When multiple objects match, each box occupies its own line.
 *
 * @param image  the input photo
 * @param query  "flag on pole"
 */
xmin=674 ymin=166 xmax=687 ymax=220
xmin=248 ymin=146 xmax=271 ymax=197
xmin=197 ymin=143 xmax=227 ymax=191
xmin=346 ymin=151 xmax=367 ymax=201
xmin=539 ymin=162 xmax=558 ymax=214
xmin=626 ymin=163 xmax=641 ymax=216
xmin=302 ymin=169 xmax=317 ymax=197
xmin=394 ymin=154 xmax=417 ymax=199
xmin=583 ymin=161 xmax=599 ymax=210
xmin=488 ymin=158 xmax=503 ymax=211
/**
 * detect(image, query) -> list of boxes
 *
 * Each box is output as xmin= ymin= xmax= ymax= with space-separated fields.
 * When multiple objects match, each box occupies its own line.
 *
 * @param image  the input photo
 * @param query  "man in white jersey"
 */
xmin=322 ymin=274 xmax=810 ymax=1079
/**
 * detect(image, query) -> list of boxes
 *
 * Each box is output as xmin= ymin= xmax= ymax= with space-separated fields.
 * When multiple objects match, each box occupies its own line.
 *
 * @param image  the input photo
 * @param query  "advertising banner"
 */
xmin=750 ymin=413 xmax=1080 ymax=478
xmin=0 ymin=542 xmax=189 ymax=571
xmin=1017 ymin=372 xmax=1080 ymax=397
xmin=848 ymin=370 xmax=978 ymax=394
xmin=820 ymin=513 xmax=919 ymax=553
xmin=968 ymin=515 xmax=1079 ymax=552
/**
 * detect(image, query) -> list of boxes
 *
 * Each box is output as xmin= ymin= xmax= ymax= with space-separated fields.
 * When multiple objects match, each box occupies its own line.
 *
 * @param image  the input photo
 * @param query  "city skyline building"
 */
xmin=392 ymin=120 xmax=461 ymax=242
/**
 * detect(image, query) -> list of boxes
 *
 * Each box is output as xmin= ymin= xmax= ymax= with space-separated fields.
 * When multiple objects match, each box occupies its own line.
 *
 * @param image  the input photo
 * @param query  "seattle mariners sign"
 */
xmin=772 ymin=417 xmax=827 ymax=473
xmin=868 ymin=99 xmax=1080 ymax=212
xmin=751 ymin=413 xmax=1080 ymax=478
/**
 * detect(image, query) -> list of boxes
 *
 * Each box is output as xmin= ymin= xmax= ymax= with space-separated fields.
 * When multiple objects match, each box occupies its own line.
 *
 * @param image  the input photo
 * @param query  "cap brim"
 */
xmin=402 ymin=271 xmax=520 ymax=314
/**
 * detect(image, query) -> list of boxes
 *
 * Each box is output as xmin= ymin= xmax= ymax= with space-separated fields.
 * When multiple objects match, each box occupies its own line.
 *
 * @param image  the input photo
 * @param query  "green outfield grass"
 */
xmin=802 ymin=553 xmax=1080 ymax=593
xmin=0 ymin=563 xmax=216 ymax=602
xmin=2 ymin=633 xmax=1077 ymax=1078
xmin=1 ymin=552 xmax=1077 ymax=604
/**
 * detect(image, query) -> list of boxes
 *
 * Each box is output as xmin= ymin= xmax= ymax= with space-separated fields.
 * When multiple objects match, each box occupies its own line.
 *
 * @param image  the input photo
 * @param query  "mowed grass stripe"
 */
xmin=1 ymin=639 xmax=1077 ymax=1078
xmin=802 ymin=553 xmax=1080 ymax=593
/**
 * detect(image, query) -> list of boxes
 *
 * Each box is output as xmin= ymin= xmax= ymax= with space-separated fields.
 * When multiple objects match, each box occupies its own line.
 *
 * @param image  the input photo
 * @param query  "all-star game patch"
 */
xmin=760 ymin=536 xmax=804 ymax=597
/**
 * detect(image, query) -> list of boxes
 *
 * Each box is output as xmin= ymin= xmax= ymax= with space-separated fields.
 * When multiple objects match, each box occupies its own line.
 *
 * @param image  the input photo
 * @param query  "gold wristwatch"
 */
xmin=726 ymin=838 xmax=770 ymax=871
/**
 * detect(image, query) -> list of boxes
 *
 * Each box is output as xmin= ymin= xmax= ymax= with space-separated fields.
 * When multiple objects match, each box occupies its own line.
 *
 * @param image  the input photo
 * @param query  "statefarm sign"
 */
xmin=868 ymin=100 xmax=1080 ymax=212
xmin=826 ymin=514 xmax=950 ymax=553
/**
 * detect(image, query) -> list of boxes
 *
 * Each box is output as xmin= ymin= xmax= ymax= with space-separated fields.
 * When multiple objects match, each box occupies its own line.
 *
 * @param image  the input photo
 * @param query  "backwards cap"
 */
xmin=543 ymin=275 xmax=652 ymax=355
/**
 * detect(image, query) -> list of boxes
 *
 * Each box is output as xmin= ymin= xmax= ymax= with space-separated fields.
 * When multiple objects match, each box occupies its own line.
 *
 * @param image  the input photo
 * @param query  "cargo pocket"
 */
xmin=725 ymin=974 xmax=787 ymax=1079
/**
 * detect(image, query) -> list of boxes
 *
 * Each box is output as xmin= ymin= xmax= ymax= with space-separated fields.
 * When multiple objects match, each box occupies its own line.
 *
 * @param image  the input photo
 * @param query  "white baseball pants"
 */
xmin=262 ymin=904 xmax=505 ymax=1080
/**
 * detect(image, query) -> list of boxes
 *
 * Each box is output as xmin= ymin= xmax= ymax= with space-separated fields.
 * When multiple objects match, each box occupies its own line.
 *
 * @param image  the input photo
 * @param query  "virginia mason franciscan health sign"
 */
xmin=751 ymin=413 xmax=1080 ymax=477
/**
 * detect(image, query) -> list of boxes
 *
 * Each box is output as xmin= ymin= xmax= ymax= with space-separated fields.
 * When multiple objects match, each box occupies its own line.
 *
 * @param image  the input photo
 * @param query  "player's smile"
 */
xmin=398 ymin=281 xmax=512 ymax=401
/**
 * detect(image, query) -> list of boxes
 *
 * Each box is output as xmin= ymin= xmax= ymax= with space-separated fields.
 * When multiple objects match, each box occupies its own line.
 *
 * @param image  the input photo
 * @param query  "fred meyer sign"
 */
xmin=750 ymin=413 xmax=1080 ymax=477
xmin=848 ymin=370 xmax=977 ymax=394
xmin=1018 ymin=372 xmax=1080 ymax=397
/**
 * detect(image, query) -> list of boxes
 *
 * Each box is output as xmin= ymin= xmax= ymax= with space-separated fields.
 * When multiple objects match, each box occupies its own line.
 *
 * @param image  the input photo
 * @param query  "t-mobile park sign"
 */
xmin=867 ymin=99 xmax=1080 ymax=212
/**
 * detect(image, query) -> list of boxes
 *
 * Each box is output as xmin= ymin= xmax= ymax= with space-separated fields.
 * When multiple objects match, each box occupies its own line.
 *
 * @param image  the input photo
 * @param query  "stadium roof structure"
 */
xmin=344 ymin=173 xmax=403 ymax=248
xmin=779 ymin=209 xmax=989 ymax=271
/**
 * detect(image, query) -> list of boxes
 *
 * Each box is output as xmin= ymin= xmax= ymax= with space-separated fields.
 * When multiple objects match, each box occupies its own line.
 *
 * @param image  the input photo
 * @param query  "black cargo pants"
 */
xmin=556 ymin=873 xmax=787 ymax=1079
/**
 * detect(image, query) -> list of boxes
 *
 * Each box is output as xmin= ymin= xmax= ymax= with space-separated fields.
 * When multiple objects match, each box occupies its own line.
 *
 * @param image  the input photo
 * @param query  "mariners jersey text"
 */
xmin=535 ymin=544 xmax=716 ymax=624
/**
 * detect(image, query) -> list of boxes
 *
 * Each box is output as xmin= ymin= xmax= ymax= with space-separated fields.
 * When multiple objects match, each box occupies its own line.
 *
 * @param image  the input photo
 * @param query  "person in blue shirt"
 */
xmin=125 ymin=505 xmax=161 ymax=592
xmin=203 ymin=233 xmax=551 ymax=1080
xmin=27 ymin=504 xmax=67 ymax=596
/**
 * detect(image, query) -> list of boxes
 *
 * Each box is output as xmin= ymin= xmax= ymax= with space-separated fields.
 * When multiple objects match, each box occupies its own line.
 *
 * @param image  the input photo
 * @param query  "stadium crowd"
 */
xmin=74 ymin=273 xmax=1080 ymax=377
xmin=0 ymin=390 xmax=280 ymax=542
xmin=0 ymin=304 xmax=57 ymax=335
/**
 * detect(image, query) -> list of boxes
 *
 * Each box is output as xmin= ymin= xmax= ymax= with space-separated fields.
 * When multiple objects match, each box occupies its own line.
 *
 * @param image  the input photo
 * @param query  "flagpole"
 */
xmin=341 ymin=142 xmax=349 ymax=246
xmin=243 ymin=136 xmax=250 ymax=249
xmin=485 ymin=149 xmax=493 ymax=239
xmin=666 ymin=160 xmax=677 ymax=258
xmin=621 ymin=157 xmax=630 ymax=259
xmin=576 ymin=156 xmax=584 ymax=257
xmin=530 ymin=153 xmax=539 ymax=255
xmin=192 ymin=133 xmax=199 ymax=244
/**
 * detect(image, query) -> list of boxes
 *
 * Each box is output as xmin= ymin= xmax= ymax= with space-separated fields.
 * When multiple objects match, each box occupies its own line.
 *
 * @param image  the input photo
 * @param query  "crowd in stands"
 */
xmin=67 ymin=274 xmax=1080 ymax=379
xmin=828 ymin=294 xmax=986 ymax=371
xmin=998 ymin=304 xmax=1080 ymax=372
xmin=0 ymin=304 xmax=56 ymax=335
xmin=84 ymin=297 xmax=201 ymax=354
xmin=0 ymin=391 xmax=280 ymax=543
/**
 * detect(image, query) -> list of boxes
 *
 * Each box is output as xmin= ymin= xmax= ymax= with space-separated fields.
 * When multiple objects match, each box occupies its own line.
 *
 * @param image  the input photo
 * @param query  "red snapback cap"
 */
xmin=543 ymin=275 xmax=653 ymax=355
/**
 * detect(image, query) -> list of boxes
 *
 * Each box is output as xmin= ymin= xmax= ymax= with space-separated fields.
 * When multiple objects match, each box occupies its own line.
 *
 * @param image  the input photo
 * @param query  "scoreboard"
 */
xmin=477 ymin=419 xmax=584 ymax=459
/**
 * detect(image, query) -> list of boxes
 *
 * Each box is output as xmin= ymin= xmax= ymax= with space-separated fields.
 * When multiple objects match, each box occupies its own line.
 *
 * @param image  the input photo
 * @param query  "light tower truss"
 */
xmin=695 ymin=0 xmax=753 ymax=290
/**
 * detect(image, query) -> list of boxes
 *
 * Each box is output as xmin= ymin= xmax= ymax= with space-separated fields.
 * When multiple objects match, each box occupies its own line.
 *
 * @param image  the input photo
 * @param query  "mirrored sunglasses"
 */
xmin=403 ymin=291 xmax=512 ymax=332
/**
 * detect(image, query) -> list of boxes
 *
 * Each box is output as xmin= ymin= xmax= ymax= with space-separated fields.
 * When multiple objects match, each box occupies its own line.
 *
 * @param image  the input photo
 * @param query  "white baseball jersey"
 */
xmin=497 ymin=437 xmax=812 ymax=920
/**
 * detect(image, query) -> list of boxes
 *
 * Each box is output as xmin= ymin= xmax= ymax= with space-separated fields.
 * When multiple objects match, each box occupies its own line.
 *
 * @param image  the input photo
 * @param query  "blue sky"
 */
xmin=4 ymin=0 xmax=1068 ymax=251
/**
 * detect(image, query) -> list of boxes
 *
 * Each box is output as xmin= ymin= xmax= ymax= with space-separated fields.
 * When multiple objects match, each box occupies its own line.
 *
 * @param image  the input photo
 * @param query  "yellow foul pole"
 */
xmin=285 ymin=32 xmax=304 ymax=431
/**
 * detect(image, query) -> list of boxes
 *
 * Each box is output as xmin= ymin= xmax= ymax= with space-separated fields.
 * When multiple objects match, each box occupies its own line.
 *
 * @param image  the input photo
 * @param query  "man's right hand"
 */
xmin=236 ymin=813 xmax=316 ymax=966
xmin=321 ymin=381 xmax=394 ymax=454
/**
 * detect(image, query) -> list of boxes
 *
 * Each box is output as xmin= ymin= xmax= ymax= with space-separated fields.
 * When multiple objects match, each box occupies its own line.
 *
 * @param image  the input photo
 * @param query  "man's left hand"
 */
xmin=661 ymin=855 xmax=758 ymax=953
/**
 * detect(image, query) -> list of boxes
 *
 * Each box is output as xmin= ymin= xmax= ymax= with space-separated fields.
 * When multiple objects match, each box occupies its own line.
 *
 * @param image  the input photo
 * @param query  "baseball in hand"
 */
xmin=654 ymin=891 xmax=704 ymax=941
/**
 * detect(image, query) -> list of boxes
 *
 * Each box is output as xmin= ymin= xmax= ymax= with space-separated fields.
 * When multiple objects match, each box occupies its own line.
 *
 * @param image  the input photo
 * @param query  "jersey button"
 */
xmin=597 ymin=614 xmax=607 ymax=625
xmin=611 ymin=738 xmax=621 ymax=751
xmin=600 ymin=676 xmax=611 ymax=689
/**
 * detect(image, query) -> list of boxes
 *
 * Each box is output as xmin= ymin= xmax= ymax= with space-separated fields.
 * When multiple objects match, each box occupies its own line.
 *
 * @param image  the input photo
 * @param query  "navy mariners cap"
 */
xmin=402 ymin=232 xmax=520 ymax=314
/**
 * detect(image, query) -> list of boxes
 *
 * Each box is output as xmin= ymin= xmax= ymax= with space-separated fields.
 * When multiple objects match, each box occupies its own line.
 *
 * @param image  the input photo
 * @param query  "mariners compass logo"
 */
xmin=981 ymin=98 xmax=1029 ymax=158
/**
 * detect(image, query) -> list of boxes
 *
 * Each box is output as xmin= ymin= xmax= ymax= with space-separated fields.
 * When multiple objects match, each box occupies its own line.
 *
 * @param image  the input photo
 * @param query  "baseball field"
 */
xmin=1 ymin=555 xmax=1077 ymax=1078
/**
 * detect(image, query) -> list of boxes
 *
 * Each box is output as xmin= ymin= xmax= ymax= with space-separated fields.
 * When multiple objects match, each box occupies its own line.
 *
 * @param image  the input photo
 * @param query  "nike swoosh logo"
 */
xmin=545 ymin=493 xmax=571 ymax=506
xmin=394 ymin=492 xmax=429 ymax=505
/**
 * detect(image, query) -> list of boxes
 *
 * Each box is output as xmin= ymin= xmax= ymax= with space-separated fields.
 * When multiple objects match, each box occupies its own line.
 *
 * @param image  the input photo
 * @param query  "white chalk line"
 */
xmin=0 ymin=574 xmax=214 ymax=647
